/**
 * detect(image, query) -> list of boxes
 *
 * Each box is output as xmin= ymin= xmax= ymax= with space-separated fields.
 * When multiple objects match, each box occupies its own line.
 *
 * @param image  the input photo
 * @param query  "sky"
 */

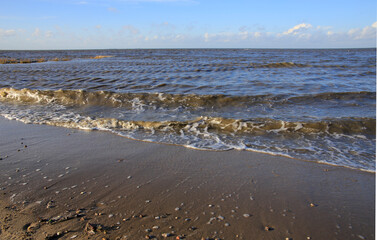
xmin=0 ymin=0 xmax=376 ymax=49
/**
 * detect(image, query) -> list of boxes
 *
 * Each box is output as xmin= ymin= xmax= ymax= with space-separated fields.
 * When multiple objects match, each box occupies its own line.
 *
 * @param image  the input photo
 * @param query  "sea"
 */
xmin=0 ymin=49 xmax=375 ymax=172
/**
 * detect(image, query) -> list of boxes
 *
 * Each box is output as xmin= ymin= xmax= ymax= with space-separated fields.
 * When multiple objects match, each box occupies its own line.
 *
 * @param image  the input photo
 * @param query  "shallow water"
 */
xmin=0 ymin=49 xmax=375 ymax=171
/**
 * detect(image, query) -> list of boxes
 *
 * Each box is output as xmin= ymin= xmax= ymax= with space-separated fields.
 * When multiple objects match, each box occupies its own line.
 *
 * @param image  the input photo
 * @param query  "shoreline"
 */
xmin=3 ymin=114 xmax=374 ymax=174
xmin=0 ymin=117 xmax=374 ymax=239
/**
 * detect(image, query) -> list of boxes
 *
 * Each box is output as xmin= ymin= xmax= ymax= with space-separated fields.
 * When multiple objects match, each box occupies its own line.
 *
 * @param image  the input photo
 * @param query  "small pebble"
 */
xmin=162 ymin=233 xmax=173 ymax=238
xmin=224 ymin=223 xmax=230 ymax=227
xmin=175 ymin=207 xmax=180 ymax=211
xmin=207 ymin=217 xmax=216 ymax=224
xmin=264 ymin=226 xmax=273 ymax=231
xmin=243 ymin=214 xmax=250 ymax=218
xmin=46 ymin=201 xmax=55 ymax=209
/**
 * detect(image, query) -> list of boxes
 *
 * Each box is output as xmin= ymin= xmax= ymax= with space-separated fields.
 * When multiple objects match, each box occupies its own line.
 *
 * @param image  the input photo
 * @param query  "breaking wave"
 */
xmin=0 ymin=87 xmax=375 ymax=110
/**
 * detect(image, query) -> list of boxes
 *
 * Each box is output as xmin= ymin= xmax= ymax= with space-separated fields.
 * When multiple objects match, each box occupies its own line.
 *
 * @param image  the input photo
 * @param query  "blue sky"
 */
xmin=0 ymin=0 xmax=376 ymax=49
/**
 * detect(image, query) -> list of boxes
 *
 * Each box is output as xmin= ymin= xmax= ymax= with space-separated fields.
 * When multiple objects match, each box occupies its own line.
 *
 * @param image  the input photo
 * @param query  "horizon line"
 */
xmin=1 ymin=47 xmax=376 ymax=51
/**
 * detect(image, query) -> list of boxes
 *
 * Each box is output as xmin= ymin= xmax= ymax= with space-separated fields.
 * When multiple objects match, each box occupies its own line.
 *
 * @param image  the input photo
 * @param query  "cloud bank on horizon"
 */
xmin=0 ymin=0 xmax=376 ymax=49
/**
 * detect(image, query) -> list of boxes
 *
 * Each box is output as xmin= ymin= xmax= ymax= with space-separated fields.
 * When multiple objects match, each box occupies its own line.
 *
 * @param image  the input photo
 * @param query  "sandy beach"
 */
xmin=0 ymin=117 xmax=374 ymax=239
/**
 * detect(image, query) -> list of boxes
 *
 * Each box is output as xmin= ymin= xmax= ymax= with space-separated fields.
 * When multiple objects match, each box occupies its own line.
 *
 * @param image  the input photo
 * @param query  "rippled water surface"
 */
xmin=0 ymin=49 xmax=375 ymax=171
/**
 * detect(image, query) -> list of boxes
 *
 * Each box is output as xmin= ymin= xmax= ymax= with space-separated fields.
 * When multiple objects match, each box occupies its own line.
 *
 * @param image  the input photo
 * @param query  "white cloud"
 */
xmin=203 ymin=32 xmax=232 ymax=43
xmin=45 ymin=31 xmax=53 ymax=38
xmin=32 ymin=28 xmax=41 ymax=37
xmin=283 ymin=23 xmax=312 ymax=35
xmin=347 ymin=22 xmax=377 ymax=40
xmin=204 ymin=32 xmax=210 ymax=42
xmin=0 ymin=29 xmax=16 ymax=38
xmin=254 ymin=32 xmax=262 ymax=38
xmin=239 ymin=31 xmax=248 ymax=40
xmin=202 ymin=30 xmax=268 ymax=45
xmin=145 ymin=35 xmax=159 ymax=41
xmin=174 ymin=34 xmax=185 ymax=41
xmin=327 ymin=31 xmax=334 ymax=36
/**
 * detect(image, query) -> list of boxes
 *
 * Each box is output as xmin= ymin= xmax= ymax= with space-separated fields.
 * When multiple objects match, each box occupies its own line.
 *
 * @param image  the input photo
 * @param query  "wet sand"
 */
xmin=0 ymin=117 xmax=374 ymax=240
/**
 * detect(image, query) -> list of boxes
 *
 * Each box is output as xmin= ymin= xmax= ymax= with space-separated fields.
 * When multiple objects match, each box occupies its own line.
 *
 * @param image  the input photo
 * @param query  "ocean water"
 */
xmin=0 ymin=49 xmax=375 ymax=171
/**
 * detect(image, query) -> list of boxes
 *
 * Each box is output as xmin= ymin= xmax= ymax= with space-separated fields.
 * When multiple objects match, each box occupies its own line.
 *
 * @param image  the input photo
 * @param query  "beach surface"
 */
xmin=0 ymin=117 xmax=374 ymax=240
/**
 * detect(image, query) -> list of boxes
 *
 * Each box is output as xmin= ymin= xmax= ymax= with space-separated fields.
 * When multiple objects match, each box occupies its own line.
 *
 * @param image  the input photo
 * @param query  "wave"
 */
xmin=1 ymin=88 xmax=375 ymax=171
xmin=288 ymin=91 xmax=376 ymax=102
xmin=181 ymin=62 xmax=368 ymax=72
xmin=250 ymin=62 xmax=311 ymax=68
xmin=0 ymin=87 xmax=375 ymax=110
xmin=2 ymin=107 xmax=374 ymax=137
xmin=1 ymin=87 xmax=375 ymax=136
xmin=65 ymin=117 xmax=374 ymax=136
xmin=190 ymin=61 xmax=375 ymax=71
